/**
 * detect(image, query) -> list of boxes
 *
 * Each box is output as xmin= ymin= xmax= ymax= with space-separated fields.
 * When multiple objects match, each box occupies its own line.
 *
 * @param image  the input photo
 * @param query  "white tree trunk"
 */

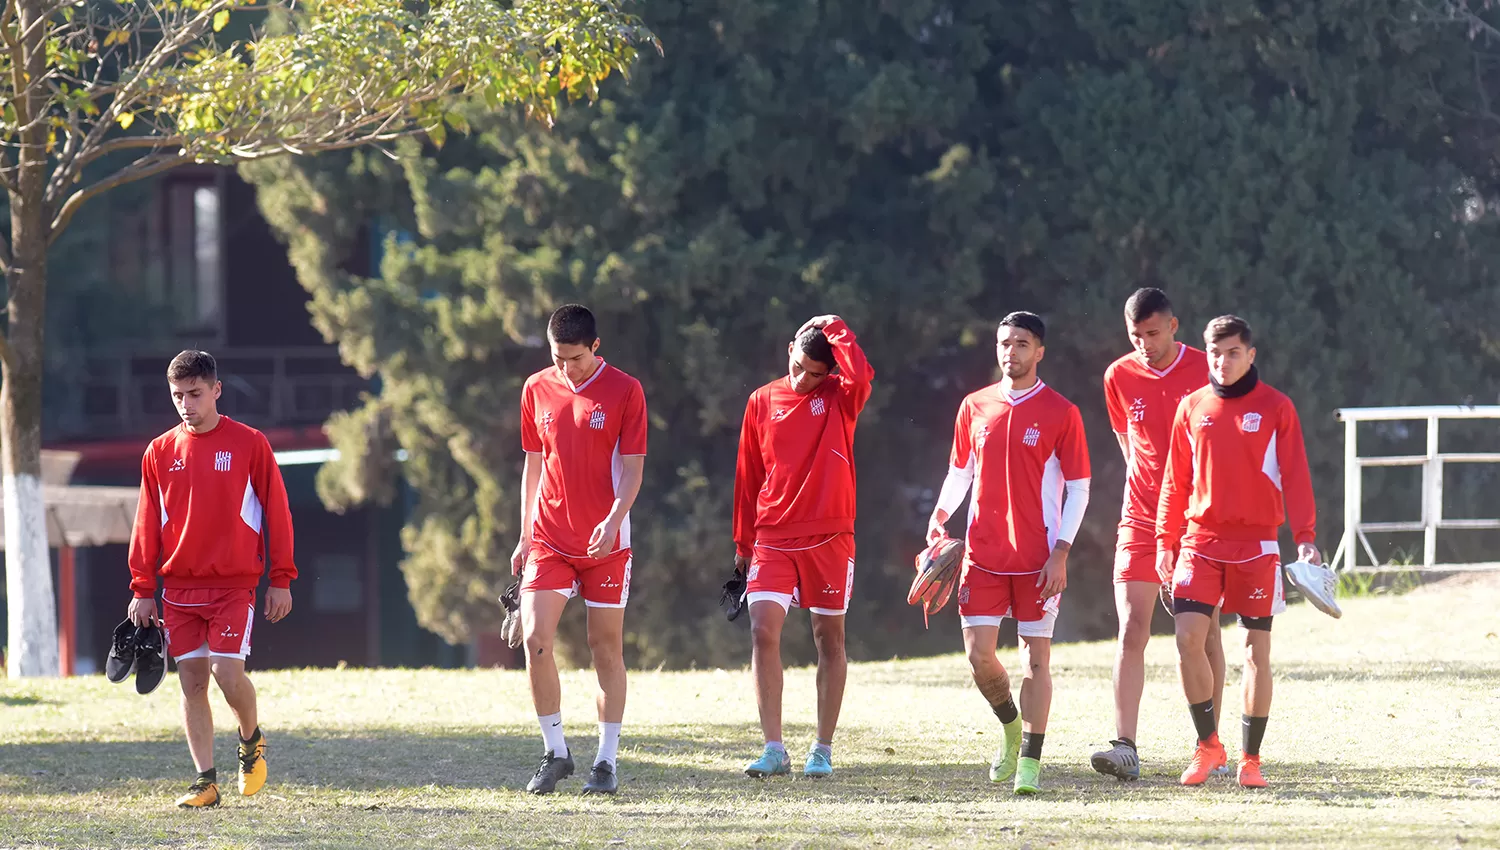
xmin=4 ymin=473 xmax=56 ymax=677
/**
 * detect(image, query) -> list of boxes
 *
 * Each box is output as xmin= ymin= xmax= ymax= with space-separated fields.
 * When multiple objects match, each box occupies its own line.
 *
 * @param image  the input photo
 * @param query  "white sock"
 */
xmin=765 ymin=740 xmax=786 ymax=754
xmin=596 ymin=722 xmax=622 ymax=767
xmin=539 ymin=713 xmax=568 ymax=758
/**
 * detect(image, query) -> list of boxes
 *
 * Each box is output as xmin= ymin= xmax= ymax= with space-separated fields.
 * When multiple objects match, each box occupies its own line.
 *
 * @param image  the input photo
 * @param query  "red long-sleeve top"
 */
xmin=1157 ymin=381 xmax=1317 ymax=552
xmin=733 ymin=320 xmax=874 ymax=556
xmin=128 ymin=417 xmax=297 ymax=598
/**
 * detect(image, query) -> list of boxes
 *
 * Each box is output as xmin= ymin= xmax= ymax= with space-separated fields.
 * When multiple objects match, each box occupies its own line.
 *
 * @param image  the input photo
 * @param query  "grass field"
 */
xmin=3 ymin=574 xmax=1499 ymax=849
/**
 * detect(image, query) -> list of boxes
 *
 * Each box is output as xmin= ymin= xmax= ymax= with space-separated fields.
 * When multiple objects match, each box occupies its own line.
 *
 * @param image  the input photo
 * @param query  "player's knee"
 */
xmin=811 ymin=621 xmax=845 ymax=654
xmin=965 ymin=644 xmax=998 ymax=673
xmin=750 ymin=618 xmax=781 ymax=651
xmin=523 ymin=630 xmax=554 ymax=659
xmin=1119 ymin=618 xmax=1151 ymax=653
xmin=586 ymin=628 xmax=622 ymax=661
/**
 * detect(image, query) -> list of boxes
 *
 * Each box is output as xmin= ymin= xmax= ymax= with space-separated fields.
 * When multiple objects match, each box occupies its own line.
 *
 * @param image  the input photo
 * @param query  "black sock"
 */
xmin=241 ymin=726 xmax=262 ymax=747
xmin=1117 ymin=736 xmax=1137 ymax=750
xmin=1020 ymin=732 xmax=1044 ymax=761
xmin=992 ymin=697 xmax=1019 ymax=725
xmin=197 ymin=767 xmax=217 ymax=785
xmin=1242 ymin=715 xmax=1268 ymax=757
xmin=1190 ymin=700 xmax=1217 ymax=742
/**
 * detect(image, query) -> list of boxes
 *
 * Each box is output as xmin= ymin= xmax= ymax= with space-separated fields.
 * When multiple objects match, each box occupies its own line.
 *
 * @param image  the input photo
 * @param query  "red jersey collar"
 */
xmin=999 ymin=379 xmax=1046 ymax=405
xmin=1145 ymin=343 xmax=1187 ymax=378
xmin=560 ymin=359 xmax=609 ymax=393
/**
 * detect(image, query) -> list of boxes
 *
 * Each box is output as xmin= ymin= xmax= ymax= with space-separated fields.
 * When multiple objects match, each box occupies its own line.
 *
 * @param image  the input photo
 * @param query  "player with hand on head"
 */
xmin=511 ymin=304 xmax=648 ymax=796
xmin=733 ymin=315 xmax=874 ymax=780
xmin=1092 ymin=288 xmax=1227 ymax=781
xmin=928 ymin=312 xmax=1091 ymax=795
xmin=127 ymin=350 xmax=297 ymax=808
xmin=1157 ymin=315 xmax=1320 ymax=789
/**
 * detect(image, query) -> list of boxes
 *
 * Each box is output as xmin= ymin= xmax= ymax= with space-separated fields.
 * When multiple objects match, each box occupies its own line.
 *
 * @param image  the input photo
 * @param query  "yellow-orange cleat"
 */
xmin=1237 ymin=755 xmax=1268 ymax=788
xmin=1180 ymin=737 xmax=1228 ymax=786
xmin=175 ymin=778 xmax=220 ymax=809
xmin=238 ymin=733 xmax=268 ymax=796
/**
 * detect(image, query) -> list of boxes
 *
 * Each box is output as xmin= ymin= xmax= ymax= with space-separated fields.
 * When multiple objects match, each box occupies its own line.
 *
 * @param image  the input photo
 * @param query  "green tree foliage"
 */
xmin=245 ymin=0 xmax=1500 ymax=668
xmin=0 ymin=0 xmax=647 ymax=677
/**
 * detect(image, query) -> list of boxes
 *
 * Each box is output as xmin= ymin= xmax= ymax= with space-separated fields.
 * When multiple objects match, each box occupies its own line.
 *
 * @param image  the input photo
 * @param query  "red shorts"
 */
xmin=161 ymin=588 xmax=257 ymax=661
xmin=1114 ymin=523 xmax=1161 ymax=584
xmin=956 ymin=560 xmax=1059 ymax=639
xmin=522 ymin=543 xmax=632 ymax=607
xmin=1172 ymin=538 xmax=1285 ymax=619
xmin=747 ymin=534 xmax=855 ymax=615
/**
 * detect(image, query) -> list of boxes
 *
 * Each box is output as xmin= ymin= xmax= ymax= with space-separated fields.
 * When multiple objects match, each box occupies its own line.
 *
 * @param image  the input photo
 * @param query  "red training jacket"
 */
xmin=128 ymin=416 xmax=297 ymax=598
xmin=733 ymin=320 xmax=874 ymax=556
xmin=1156 ymin=381 xmax=1317 ymax=552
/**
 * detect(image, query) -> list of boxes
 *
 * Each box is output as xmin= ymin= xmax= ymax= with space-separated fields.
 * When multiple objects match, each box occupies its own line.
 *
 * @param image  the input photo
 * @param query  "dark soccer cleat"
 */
xmin=105 ymin=620 xmax=139 ymax=684
xmin=582 ymin=761 xmax=618 ymax=795
xmin=525 ymin=750 xmax=575 ymax=795
xmin=134 ymin=624 xmax=167 ymax=695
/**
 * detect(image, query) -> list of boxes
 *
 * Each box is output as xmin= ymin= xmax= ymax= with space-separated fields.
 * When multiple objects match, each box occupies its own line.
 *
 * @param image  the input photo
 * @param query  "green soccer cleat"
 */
xmin=1013 ymin=757 xmax=1042 ymax=795
xmin=744 ymin=745 xmax=791 ymax=778
xmin=989 ymin=717 xmax=1024 ymax=783
xmin=803 ymin=747 xmax=833 ymax=778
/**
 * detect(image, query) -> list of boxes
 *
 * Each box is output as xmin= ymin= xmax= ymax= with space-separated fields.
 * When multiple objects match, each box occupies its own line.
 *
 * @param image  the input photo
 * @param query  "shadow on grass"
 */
xmin=0 ymin=694 xmax=50 ymax=706
xmin=4 ymin=723 xmax=1497 ymax=806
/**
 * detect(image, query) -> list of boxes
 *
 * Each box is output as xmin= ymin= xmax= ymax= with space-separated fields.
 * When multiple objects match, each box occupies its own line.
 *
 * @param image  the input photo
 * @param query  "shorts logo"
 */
xmin=599 ymin=574 xmax=621 ymax=589
xmin=1022 ymin=424 xmax=1041 ymax=447
xmin=822 ymin=582 xmax=838 ymax=595
xmin=219 ymin=624 xmax=240 ymax=639
xmin=169 ymin=458 xmax=185 ymax=472
xmin=747 ymin=564 xmax=760 ymax=581
xmin=1241 ymin=412 xmax=1262 ymax=433
xmin=589 ymin=405 xmax=606 ymax=430
xmin=214 ymin=451 xmax=232 ymax=472
xmin=1249 ymin=586 xmax=1267 ymax=600
xmin=810 ymin=397 xmax=826 ymax=417
xmin=957 ymin=586 xmax=970 ymax=605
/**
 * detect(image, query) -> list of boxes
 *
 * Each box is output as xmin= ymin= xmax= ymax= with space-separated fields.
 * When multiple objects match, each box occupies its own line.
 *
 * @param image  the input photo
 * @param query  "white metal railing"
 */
xmin=1332 ymin=405 xmax=1500 ymax=571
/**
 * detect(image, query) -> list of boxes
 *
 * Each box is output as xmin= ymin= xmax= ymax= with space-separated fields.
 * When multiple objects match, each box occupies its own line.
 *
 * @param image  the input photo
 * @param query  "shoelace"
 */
xmin=533 ymin=755 xmax=561 ymax=778
xmin=188 ymin=777 xmax=214 ymax=794
xmin=239 ymin=741 xmax=264 ymax=772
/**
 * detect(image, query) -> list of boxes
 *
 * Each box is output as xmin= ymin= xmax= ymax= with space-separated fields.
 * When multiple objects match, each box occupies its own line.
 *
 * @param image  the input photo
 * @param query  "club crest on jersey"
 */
xmin=1241 ymin=412 xmax=1262 ymax=433
xmin=1023 ymin=424 xmax=1041 ymax=447
xmin=589 ymin=405 xmax=606 ymax=430
xmin=169 ymin=457 xmax=185 ymax=472
xmin=810 ymin=397 xmax=826 ymax=417
xmin=214 ymin=451 xmax=232 ymax=472
xmin=1130 ymin=398 xmax=1146 ymax=422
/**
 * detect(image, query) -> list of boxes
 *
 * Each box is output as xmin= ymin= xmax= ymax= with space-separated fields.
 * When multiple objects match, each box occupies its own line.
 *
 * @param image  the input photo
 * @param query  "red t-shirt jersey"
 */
xmin=733 ymin=320 xmax=874 ymax=557
xmin=950 ymin=381 xmax=1091 ymax=575
xmin=521 ymin=361 xmax=648 ymax=558
xmin=1156 ymin=381 xmax=1317 ymax=553
xmin=128 ymin=416 xmax=297 ymax=598
xmin=1104 ymin=344 xmax=1209 ymax=533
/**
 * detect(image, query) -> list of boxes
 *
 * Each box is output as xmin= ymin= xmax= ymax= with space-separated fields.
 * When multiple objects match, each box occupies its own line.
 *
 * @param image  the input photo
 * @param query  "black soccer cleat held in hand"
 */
xmin=133 ymin=623 xmax=167 ymax=696
xmin=105 ymin=620 xmax=140 ymax=684
xmin=525 ymin=750 xmax=575 ymax=795
xmin=719 ymin=567 xmax=748 ymax=622
xmin=582 ymin=761 xmax=618 ymax=795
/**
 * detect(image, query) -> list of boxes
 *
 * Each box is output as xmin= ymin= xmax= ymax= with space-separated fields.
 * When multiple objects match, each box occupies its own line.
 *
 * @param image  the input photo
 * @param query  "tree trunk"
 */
xmin=3 ymin=0 xmax=58 ymax=679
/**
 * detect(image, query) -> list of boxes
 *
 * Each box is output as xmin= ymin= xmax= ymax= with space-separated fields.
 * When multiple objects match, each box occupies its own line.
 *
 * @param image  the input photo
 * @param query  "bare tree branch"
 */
xmin=49 ymin=151 xmax=183 ymax=239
